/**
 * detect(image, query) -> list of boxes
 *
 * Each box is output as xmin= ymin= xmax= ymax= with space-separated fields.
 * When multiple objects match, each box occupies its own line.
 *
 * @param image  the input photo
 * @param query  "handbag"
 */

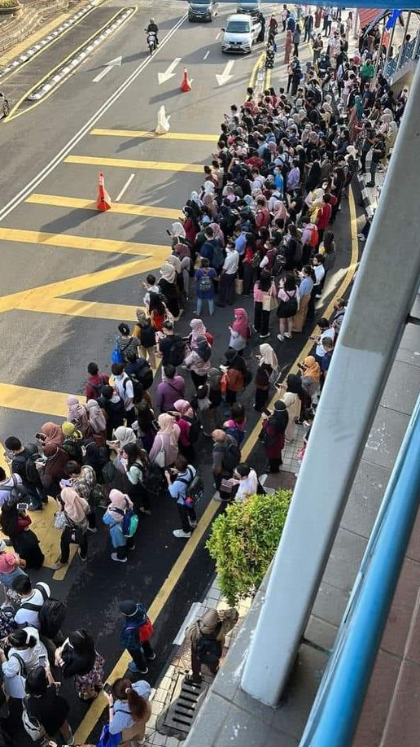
xmin=262 ymin=293 xmax=278 ymax=312
xmin=234 ymin=278 xmax=244 ymax=295
xmin=54 ymin=511 xmax=67 ymax=531
xmin=22 ymin=696 xmax=46 ymax=742
xmin=111 ymin=337 xmax=124 ymax=365
xmin=139 ymin=617 xmax=154 ymax=643
xmin=153 ymin=438 xmax=166 ymax=469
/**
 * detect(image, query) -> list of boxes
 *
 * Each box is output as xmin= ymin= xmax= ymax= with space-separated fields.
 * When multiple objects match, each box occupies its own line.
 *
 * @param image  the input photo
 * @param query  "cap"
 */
xmin=119 ymin=600 xmax=138 ymax=616
xmin=0 ymin=552 xmax=17 ymax=574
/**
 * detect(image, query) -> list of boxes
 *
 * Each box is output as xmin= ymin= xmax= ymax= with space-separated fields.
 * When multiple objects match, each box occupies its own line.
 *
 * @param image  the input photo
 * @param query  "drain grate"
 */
xmin=162 ymin=674 xmax=209 ymax=736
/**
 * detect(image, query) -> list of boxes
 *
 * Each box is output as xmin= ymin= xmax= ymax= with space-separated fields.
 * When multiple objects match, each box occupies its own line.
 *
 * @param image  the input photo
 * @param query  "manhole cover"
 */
xmin=160 ymin=674 xmax=209 ymax=738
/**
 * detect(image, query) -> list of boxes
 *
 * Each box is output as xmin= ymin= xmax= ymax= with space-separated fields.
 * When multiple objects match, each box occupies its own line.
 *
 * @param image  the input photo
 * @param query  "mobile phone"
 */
xmin=17 ymin=503 xmax=29 ymax=511
xmin=166 ymin=229 xmax=171 ymax=236
xmin=39 ymin=654 xmax=47 ymax=668
xmin=103 ymin=683 xmax=112 ymax=695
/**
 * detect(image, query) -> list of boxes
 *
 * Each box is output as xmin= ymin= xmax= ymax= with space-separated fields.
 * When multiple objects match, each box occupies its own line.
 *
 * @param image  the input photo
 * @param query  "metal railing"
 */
xmin=385 ymin=36 xmax=419 ymax=80
xmin=298 ymin=388 xmax=420 ymax=747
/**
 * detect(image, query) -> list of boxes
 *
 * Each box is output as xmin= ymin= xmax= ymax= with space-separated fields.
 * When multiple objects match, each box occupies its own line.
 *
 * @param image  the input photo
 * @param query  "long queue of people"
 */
xmin=0 ymin=17 xmax=406 ymax=743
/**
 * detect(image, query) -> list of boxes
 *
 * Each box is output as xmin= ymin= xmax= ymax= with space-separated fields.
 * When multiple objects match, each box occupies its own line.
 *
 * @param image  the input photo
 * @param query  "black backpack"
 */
xmin=178 ymin=467 xmax=204 ymax=506
xmin=13 ymin=454 xmax=39 ymax=486
xmin=135 ymin=361 xmax=153 ymax=391
xmin=184 ymin=415 xmax=201 ymax=443
xmin=139 ymin=323 xmax=156 ymax=349
xmin=123 ymin=375 xmax=145 ymax=403
xmin=62 ymin=437 xmax=83 ymax=463
xmin=221 ymin=441 xmax=241 ymax=473
xmin=196 ymin=621 xmax=222 ymax=664
xmin=21 ymin=584 xmax=66 ymax=640
xmin=88 ymin=375 xmax=107 ymax=398
xmin=168 ymin=335 xmax=186 ymax=367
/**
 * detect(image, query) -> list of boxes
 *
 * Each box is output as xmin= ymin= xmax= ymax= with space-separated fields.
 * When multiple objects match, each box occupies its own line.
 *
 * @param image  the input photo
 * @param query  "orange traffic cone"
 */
xmin=180 ymin=67 xmax=191 ymax=92
xmin=97 ymin=172 xmax=111 ymax=212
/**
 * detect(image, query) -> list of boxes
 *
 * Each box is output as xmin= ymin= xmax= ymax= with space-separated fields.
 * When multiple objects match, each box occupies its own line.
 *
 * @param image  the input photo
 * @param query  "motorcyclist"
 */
xmin=146 ymin=18 xmax=159 ymax=46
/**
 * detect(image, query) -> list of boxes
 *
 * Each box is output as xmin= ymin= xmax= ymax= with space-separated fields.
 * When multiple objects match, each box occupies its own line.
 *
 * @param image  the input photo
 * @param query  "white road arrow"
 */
xmin=216 ymin=60 xmax=235 ymax=86
xmin=158 ymin=58 xmax=182 ymax=85
xmin=92 ymin=56 xmax=122 ymax=83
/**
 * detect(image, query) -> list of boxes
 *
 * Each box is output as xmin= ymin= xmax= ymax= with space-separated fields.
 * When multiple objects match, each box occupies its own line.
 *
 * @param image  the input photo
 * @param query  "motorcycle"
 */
xmin=0 ymin=92 xmax=10 ymax=119
xmin=146 ymin=31 xmax=157 ymax=55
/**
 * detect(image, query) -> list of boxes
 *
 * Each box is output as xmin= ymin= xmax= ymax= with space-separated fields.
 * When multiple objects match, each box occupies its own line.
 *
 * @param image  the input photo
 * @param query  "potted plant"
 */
xmin=0 ymin=0 xmax=21 ymax=13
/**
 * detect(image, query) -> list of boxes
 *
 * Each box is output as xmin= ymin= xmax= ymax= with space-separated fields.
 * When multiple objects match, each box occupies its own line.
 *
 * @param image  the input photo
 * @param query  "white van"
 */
xmin=222 ymin=13 xmax=261 ymax=54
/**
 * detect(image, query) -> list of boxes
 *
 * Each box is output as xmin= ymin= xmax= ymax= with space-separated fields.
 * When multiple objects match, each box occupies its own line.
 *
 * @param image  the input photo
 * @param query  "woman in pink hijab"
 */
xmin=39 ymin=422 xmax=64 ymax=448
xmin=228 ymin=308 xmax=250 ymax=354
xmin=67 ymin=396 xmax=90 ymax=437
xmin=173 ymin=399 xmax=197 ymax=464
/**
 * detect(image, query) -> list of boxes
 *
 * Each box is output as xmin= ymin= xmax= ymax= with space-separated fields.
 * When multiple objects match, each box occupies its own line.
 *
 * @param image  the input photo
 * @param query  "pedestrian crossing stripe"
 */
xmin=90 ymin=128 xmax=218 ymax=141
xmin=64 ymin=155 xmax=205 ymax=174
xmin=26 ymin=194 xmax=181 ymax=220
xmin=0 ymin=227 xmax=169 ymax=257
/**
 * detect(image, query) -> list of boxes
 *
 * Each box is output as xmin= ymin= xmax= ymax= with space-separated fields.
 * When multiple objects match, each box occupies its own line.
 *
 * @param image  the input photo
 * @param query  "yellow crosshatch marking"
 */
xmin=26 ymin=194 xmax=181 ymax=220
xmin=64 ymin=154 xmax=205 ymax=173
xmin=0 ymin=228 xmax=169 ymax=257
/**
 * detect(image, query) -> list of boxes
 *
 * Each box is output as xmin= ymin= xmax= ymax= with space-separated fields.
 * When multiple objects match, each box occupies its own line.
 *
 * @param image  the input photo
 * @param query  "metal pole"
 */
xmin=413 ymin=26 xmax=420 ymax=60
xmin=374 ymin=22 xmax=386 ymax=77
xmin=241 ymin=61 xmax=420 ymax=706
xmin=396 ymin=11 xmax=412 ymax=69
xmin=385 ymin=13 xmax=397 ymax=65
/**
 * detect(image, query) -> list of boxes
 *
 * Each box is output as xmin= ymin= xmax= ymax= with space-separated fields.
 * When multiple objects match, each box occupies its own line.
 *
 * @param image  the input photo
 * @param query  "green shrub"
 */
xmin=0 ymin=1 xmax=20 ymax=8
xmin=206 ymin=490 xmax=291 ymax=606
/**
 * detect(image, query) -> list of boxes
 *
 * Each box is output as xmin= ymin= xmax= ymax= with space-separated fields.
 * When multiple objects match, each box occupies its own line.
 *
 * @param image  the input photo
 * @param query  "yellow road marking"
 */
xmin=0 ymin=0 xmax=106 ymax=79
xmin=26 ymin=194 xmax=181 ymax=220
xmin=90 ymin=128 xmax=218 ymax=141
xmin=29 ymin=296 xmax=141 ymax=321
xmin=6 ymin=5 xmax=136 ymax=122
xmin=0 ymin=227 xmax=169 ymax=257
xmin=0 ymin=382 xmax=69 ymax=417
xmin=64 ymin=155 xmax=205 ymax=174
xmin=249 ymin=51 xmax=265 ymax=89
xmin=74 ymin=187 xmax=360 ymax=745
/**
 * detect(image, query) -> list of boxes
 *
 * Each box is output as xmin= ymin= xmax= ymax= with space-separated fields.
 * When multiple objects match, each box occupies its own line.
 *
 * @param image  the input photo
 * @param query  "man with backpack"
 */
xmin=119 ymin=600 xmax=155 ymax=675
xmin=124 ymin=352 xmax=153 ymax=392
xmin=158 ymin=321 xmax=186 ymax=368
xmin=85 ymin=362 xmax=109 ymax=401
xmin=185 ymin=607 xmax=238 ymax=684
xmin=111 ymin=364 xmax=135 ymax=426
xmin=211 ymin=430 xmax=241 ymax=500
xmin=3 ymin=437 xmax=44 ymax=510
xmin=155 ymin=365 xmax=186 ymax=414
xmin=13 ymin=577 xmax=66 ymax=648
xmin=165 ymin=455 xmax=204 ymax=539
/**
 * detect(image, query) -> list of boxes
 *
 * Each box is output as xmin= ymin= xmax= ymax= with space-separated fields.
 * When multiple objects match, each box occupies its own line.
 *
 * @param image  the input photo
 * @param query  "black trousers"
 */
xmin=254 ymin=302 xmax=270 ymax=336
xmin=60 ymin=526 xmax=88 ymax=563
xmin=191 ymin=370 xmax=207 ymax=390
xmin=255 ymin=388 xmax=269 ymax=411
xmin=219 ymin=273 xmax=236 ymax=305
xmin=127 ymin=640 xmax=154 ymax=671
xmin=191 ymin=643 xmax=219 ymax=682
xmin=178 ymin=504 xmax=197 ymax=533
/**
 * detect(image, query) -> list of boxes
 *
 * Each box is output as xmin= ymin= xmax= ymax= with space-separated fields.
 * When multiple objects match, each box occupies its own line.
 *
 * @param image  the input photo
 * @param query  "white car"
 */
xmin=222 ymin=13 xmax=262 ymax=54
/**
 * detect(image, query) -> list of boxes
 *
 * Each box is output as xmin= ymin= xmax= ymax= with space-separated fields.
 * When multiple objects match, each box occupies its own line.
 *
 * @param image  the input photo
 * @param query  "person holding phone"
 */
xmin=105 ymin=677 xmax=151 ymax=747
xmin=25 ymin=664 xmax=73 ymax=745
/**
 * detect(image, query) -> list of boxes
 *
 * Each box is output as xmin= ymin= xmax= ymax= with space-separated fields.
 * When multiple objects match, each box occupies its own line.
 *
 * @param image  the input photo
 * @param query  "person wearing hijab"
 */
xmin=174 ymin=242 xmax=192 ymax=300
xmin=67 ymin=396 xmax=90 ymax=437
xmin=148 ymin=414 xmax=180 ymax=469
xmin=40 ymin=443 xmax=69 ymax=498
xmin=52 ymin=487 xmax=89 ymax=569
xmin=158 ymin=262 xmax=180 ymax=318
xmin=103 ymin=489 xmax=135 ymax=563
xmin=133 ymin=309 xmax=157 ymax=368
xmin=349 ymin=94 xmax=364 ymax=142
xmin=184 ymin=335 xmax=212 ymax=389
xmin=228 ymin=308 xmax=249 ymax=354
xmin=38 ymin=422 xmax=64 ymax=449
xmin=185 ymin=608 xmax=238 ymax=684
xmin=173 ymin=400 xmax=197 ymax=465
xmin=383 ymin=120 xmax=398 ymax=166
xmin=107 ymin=425 xmax=137 ymax=473
xmin=168 ymin=221 xmax=186 ymax=246
xmin=298 ymin=355 xmax=321 ymax=424
xmin=254 ymin=344 xmax=279 ymax=411
xmin=86 ymin=400 xmax=107 ymax=444
xmin=221 ymin=349 xmax=246 ymax=405
xmin=261 ymin=401 xmax=289 ymax=473
xmin=189 ymin=318 xmax=208 ymax=350
xmin=277 ymin=373 xmax=303 ymax=441
xmin=61 ymin=421 xmax=83 ymax=463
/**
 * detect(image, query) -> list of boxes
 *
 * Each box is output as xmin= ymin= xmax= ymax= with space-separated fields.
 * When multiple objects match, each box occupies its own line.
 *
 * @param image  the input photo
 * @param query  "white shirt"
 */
xmin=316 ymin=328 xmax=335 ymax=358
xmin=14 ymin=583 xmax=51 ymax=630
xmin=223 ymin=250 xmax=239 ymax=275
xmin=313 ymin=264 xmax=325 ymax=286
xmin=0 ymin=474 xmax=22 ymax=506
xmin=235 ymin=470 xmax=259 ymax=502
xmin=2 ymin=627 xmax=48 ymax=699
xmin=114 ymin=374 xmax=134 ymax=411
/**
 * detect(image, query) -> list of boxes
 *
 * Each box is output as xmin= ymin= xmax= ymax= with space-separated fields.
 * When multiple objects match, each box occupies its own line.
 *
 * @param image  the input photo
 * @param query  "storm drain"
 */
xmin=161 ymin=674 xmax=209 ymax=737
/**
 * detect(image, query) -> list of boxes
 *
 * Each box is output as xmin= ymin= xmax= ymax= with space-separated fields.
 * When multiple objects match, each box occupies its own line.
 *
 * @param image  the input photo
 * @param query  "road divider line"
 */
xmin=64 ymin=155 xmax=205 ymax=174
xmin=0 ymin=227 xmax=167 ymax=256
xmin=90 ymin=128 xmax=217 ymax=141
xmin=26 ymin=194 xmax=180 ymax=219
xmin=203 ymin=50 xmax=210 ymax=60
xmin=115 ymin=173 xmax=136 ymax=202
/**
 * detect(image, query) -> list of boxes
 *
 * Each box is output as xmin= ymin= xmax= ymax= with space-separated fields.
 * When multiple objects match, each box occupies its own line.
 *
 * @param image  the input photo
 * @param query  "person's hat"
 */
xmin=119 ymin=600 xmax=138 ymax=617
xmin=0 ymin=552 xmax=17 ymax=574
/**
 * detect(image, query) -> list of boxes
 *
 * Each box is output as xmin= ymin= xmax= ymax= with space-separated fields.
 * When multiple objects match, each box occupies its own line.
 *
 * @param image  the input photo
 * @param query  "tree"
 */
xmin=206 ymin=490 xmax=291 ymax=606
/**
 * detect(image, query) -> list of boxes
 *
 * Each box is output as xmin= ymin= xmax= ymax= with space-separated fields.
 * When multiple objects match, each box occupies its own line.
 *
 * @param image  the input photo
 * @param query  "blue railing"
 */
xmin=385 ymin=37 xmax=419 ymax=80
xmin=298 ymin=391 xmax=420 ymax=747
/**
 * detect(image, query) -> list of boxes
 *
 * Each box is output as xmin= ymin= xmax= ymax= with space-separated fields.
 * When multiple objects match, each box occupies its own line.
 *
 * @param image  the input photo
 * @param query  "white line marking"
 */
xmin=115 ymin=173 xmax=135 ymax=202
xmin=203 ymin=50 xmax=210 ymax=60
xmin=215 ymin=30 xmax=221 ymax=40
xmin=0 ymin=13 xmax=187 ymax=223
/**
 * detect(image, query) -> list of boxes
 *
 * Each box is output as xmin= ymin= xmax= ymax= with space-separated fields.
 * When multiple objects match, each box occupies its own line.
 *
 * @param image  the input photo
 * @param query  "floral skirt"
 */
xmin=74 ymin=651 xmax=105 ymax=697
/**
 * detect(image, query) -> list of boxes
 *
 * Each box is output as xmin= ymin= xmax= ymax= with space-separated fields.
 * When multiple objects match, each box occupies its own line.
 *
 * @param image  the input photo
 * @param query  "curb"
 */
xmin=26 ymin=6 xmax=135 ymax=102
xmin=0 ymin=0 xmax=102 ymax=81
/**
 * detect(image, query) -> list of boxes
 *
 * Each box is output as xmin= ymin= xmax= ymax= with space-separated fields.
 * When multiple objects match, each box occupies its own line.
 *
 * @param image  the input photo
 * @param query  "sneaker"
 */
xmin=358 ymin=234 xmax=366 ymax=241
xmin=315 ymin=294 xmax=322 ymax=299
xmin=51 ymin=559 xmax=67 ymax=570
xmin=87 ymin=526 xmax=97 ymax=533
xmin=111 ymin=553 xmax=127 ymax=563
xmin=277 ymin=334 xmax=285 ymax=342
xmin=147 ymin=652 xmax=156 ymax=661
xmin=128 ymin=661 xmax=148 ymax=674
xmin=284 ymin=332 xmax=292 ymax=339
xmin=189 ymin=519 xmax=198 ymax=528
xmin=259 ymin=332 xmax=270 ymax=338
xmin=66 ymin=729 xmax=75 ymax=746
xmin=173 ymin=529 xmax=192 ymax=539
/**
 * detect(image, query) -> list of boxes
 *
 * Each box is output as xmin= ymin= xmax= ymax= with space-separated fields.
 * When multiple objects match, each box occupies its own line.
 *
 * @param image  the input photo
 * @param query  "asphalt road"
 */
xmin=0 ymin=2 xmax=357 ymax=743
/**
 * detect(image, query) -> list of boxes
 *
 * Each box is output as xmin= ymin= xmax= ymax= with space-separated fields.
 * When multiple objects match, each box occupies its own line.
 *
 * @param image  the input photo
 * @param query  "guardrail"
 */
xmin=298 ymin=388 xmax=420 ymax=747
xmin=385 ymin=36 xmax=420 ymax=80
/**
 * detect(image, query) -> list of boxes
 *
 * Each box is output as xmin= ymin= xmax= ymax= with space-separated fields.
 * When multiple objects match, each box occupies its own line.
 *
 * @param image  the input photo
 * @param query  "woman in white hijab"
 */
xmin=254 ymin=343 xmax=279 ymax=411
xmin=158 ymin=261 xmax=180 ymax=318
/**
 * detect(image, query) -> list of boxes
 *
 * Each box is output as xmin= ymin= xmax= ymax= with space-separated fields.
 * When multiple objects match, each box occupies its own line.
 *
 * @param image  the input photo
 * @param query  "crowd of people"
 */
xmin=0 ymin=6 xmax=407 ymax=745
